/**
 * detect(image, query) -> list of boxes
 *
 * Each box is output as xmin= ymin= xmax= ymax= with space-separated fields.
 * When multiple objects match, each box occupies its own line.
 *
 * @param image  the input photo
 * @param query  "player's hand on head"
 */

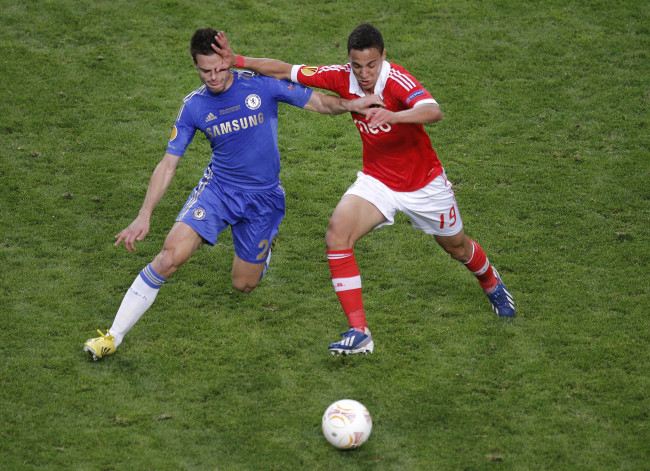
xmin=212 ymin=31 xmax=237 ymax=71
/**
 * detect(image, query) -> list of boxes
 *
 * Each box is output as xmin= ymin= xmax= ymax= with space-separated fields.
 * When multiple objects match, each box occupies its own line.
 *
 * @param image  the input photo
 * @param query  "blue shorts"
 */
xmin=176 ymin=167 xmax=285 ymax=264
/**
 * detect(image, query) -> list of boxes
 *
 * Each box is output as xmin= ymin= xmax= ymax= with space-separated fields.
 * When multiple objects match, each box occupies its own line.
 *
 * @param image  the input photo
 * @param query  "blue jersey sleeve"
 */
xmin=268 ymin=76 xmax=313 ymax=108
xmin=166 ymin=100 xmax=198 ymax=157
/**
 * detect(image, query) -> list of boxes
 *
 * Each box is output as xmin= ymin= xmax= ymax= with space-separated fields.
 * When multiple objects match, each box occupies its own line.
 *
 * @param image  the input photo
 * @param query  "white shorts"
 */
xmin=344 ymin=171 xmax=464 ymax=236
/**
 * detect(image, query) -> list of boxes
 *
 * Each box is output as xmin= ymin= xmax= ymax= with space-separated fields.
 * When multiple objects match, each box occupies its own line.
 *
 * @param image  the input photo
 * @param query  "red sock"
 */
xmin=327 ymin=249 xmax=367 ymax=330
xmin=464 ymin=239 xmax=498 ymax=292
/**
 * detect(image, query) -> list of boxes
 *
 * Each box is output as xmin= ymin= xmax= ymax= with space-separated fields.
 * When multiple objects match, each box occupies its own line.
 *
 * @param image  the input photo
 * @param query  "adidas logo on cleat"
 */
xmin=328 ymin=328 xmax=374 ymax=356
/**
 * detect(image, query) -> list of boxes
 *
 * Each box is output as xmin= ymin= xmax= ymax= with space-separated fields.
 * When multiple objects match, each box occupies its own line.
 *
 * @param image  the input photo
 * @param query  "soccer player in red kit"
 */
xmin=213 ymin=24 xmax=515 ymax=355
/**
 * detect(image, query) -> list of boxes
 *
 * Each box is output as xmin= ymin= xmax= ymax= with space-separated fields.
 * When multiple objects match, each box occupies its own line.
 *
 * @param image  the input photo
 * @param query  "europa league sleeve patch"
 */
xmin=300 ymin=66 xmax=318 ymax=77
xmin=169 ymin=124 xmax=178 ymax=141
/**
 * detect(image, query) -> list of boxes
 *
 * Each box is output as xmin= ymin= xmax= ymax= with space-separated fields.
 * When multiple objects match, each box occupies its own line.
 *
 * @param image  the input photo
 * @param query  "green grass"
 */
xmin=1 ymin=0 xmax=648 ymax=469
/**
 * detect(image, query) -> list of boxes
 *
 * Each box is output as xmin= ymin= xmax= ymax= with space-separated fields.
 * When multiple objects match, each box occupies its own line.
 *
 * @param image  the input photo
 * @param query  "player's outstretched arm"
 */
xmin=212 ymin=32 xmax=293 ymax=80
xmin=115 ymin=153 xmax=181 ymax=252
xmin=304 ymin=92 xmax=384 ymax=115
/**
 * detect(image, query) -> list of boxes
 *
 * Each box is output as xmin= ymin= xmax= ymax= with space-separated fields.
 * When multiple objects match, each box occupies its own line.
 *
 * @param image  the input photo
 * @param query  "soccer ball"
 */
xmin=322 ymin=399 xmax=372 ymax=449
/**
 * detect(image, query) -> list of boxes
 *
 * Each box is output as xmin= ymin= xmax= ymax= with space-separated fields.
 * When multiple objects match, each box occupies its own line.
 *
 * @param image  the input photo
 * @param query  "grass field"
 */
xmin=1 ymin=0 xmax=648 ymax=469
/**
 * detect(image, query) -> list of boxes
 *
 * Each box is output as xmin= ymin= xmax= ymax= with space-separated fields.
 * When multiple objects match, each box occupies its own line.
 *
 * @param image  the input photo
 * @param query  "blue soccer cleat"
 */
xmin=328 ymin=327 xmax=374 ymax=356
xmin=486 ymin=270 xmax=515 ymax=317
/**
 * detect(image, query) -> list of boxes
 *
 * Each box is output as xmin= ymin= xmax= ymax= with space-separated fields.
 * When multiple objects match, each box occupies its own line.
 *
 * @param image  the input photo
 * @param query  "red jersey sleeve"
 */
xmin=291 ymin=64 xmax=356 ymax=99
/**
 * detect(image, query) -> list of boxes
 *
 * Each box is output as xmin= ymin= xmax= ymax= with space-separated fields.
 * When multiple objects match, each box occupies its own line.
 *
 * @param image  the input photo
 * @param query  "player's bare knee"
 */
xmin=448 ymin=247 xmax=467 ymax=262
xmin=235 ymin=284 xmax=256 ymax=294
xmin=444 ymin=241 xmax=472 ymax=263
xmin=232 ymin=277 xmax=258 ymax=294
xmin=325 ymin=225 xmax=352 ymax=250
xmin=152 ymin=250 xmax=180 ymax=277
xmin=324 ymin=230 xmax=337 ymax=250
xmin=436 ymin=232 xmax=472 ymax=263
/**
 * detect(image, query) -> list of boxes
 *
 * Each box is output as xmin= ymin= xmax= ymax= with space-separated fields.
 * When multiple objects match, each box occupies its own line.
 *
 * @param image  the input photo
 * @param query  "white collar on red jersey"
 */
xmin=348 ymin=60 xmax=390 ymax=99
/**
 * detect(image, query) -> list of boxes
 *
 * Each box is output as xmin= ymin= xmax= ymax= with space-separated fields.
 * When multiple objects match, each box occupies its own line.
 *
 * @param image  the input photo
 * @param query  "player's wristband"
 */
xmin=236 ymin=55 xmax=245 ymax=68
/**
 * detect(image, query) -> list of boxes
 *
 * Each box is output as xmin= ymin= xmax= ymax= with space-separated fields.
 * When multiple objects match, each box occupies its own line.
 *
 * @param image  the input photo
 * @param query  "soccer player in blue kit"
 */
xmin=83 ymin=28 xmax=382 ymax=360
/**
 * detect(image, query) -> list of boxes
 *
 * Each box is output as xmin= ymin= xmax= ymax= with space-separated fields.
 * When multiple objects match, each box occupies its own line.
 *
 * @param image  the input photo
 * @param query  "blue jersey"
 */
xmin=167 ymin=71 xmax=313 ymax=189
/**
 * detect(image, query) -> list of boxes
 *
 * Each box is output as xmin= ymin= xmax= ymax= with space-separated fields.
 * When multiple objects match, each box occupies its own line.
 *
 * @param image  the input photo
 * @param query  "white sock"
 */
xmin=109 ymin=264 xmax=166 ymax=347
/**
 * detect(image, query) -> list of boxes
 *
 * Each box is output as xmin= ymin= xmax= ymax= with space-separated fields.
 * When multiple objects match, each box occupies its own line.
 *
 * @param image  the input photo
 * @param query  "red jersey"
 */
xmin=291 ymin=61 xmax=442 ymax=191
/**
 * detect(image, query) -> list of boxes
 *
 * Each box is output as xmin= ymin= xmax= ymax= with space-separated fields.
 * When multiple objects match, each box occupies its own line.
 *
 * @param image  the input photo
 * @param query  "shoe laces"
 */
xmin=340 ymin=327 xmax=369 ymax=338
xmin=96 ymin=329 xmax=114 ymax=341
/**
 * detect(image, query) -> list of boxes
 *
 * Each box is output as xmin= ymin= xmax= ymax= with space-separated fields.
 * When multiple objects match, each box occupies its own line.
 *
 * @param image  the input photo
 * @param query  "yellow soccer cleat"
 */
xmin=83 ymin=329 xmax=116 ymax=361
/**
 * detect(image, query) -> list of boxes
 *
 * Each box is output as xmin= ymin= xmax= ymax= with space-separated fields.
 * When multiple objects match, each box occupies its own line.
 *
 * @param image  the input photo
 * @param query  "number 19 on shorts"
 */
xmin=440 ymin=206 xmax=457 ymax=230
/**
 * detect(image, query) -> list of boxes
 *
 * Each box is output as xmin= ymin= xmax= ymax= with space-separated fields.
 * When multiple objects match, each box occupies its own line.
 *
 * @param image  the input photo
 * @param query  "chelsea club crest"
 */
xmin=245 ymin=94 xmax=261 ymax=110
xmin=193 ymin=207 xmax=206 ymax=220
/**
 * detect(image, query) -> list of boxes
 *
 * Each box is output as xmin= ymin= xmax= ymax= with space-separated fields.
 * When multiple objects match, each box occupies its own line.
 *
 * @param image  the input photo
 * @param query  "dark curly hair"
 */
xmin=190 ymin=28 xmax=220 ymax=62
xmin=347 ymin=23 xmax=384 ymax=54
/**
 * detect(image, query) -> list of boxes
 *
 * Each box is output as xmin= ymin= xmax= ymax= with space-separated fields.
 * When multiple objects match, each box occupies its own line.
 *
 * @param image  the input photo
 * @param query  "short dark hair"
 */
xmin=347 ymin=23 xmax=384 ymax=54
xmin=190 ymin=28 xmax=220 ymax=62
